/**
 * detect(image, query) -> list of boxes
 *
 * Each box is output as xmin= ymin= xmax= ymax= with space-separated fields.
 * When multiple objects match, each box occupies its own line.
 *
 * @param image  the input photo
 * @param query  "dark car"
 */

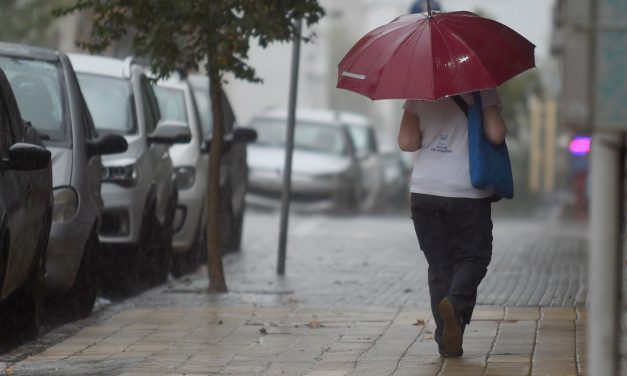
xmin=0 ymin=66 xmax=53 ymax=334
xmin=0 ymin=43 xmax=127 ymax=317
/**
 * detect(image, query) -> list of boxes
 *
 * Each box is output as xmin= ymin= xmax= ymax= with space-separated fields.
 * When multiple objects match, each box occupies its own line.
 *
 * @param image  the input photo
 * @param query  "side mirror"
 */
xmin=148 ymin=120 xmax=192 ymax=144
xmin=233 ymin=127 xmax=257 ymax=144
xmin=201 ymin=127 xmax=258 ymax=154
xmin=88 ymin=133 xmax=128 ymax=157
xmin=7 ymin=143 xmax=51 ymax=171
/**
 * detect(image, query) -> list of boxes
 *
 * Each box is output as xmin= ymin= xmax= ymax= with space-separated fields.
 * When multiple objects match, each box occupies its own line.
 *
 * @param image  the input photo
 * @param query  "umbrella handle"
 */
xmin=427 ymin=0 xmax=432 ymax=17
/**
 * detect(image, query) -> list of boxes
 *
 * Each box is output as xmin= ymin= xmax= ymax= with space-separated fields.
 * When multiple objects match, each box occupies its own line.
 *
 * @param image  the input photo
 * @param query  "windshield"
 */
xmin=191 ymin=87 xmax=212 ymax=135
xmin=347 ymin=125 xmax=374 ymax=155
xmin=251 ymin=119 xmax=347 ymax=156
xmin=154 ymin=86 xmax=187 ymax=123
xmin=0 ymin=56 xmax=66 ymax=141
xmin=76 ymin=73 xmax=136 ymax=134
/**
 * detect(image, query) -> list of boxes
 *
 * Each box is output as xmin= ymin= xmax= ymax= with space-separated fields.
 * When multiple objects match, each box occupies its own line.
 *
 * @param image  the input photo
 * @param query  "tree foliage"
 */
xmin=55 ymin=1 xmax=324 ymax=83
xmin=0 ymin=0 xmax=71 ymax=48
xmin=55 ymin=0 xmax=324 ymax=292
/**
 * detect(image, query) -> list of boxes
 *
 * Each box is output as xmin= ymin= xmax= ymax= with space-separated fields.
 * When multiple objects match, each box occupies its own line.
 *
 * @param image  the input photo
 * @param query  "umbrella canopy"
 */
xmin=337 ymin=11 xmax=536 ymax=101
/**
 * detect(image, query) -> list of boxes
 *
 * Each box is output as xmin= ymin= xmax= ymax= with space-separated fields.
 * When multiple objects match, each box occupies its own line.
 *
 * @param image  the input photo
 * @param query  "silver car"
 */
xmin=153 ymin=73 xmax=207 ymax=272
xmin=0 ymin=66 xmax=52 ymax=335
xmin=0 ymin=44 xmax=127 ymax=317
xmin=69 ymin=54 xmax=190 ymax=292
xmin=247 ymin=108 xmax=362 ymax=212
xmin=154 ymin=73 xmax=256 ymax=274
xmin=342 ymin=112 xmax=386 ymax=212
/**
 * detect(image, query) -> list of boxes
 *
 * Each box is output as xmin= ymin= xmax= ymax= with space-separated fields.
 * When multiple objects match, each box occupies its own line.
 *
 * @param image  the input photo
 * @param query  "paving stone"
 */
xmin=0 ymin=214 xmax=594 ymax=375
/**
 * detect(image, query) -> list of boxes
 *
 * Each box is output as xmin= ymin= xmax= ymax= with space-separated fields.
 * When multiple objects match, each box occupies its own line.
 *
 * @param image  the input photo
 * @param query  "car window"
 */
xmin=154 ymin=86 xmax=188 ymax=123
xmin=221 ymin=92 xmax=235 ymax=133
xmin=77 ymin=73 xmax=137 ymax=135
xmin=140 ymin=77 xmax=160 ymax=134
xmin=192 ymin=86 xmax=212 ymax=135
xmin=347 ymin=125 xmax=376 ymax=156
xmin=0 ymin=56 xmax=66 ymax=141
xmin=81 ymin=96 xmax=97 ymax=139
xmin=251 ymin=119 xmax=347 ymax=156
xmin=0 ymin=97 xmax=12 ymax=158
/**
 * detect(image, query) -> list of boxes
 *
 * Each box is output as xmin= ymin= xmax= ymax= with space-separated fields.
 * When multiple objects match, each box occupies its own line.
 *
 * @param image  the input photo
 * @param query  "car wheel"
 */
xmin=220 ymin=186 xmax=234 ymax=254
xmin=154 ymin=192 xmax=177 ymax=282
xmin=50 ymin=228 xmax=98 ymax=319
xmin=139 ymin=208 xmax=167 ymax=284
xmin=20 ymin=213 xmax=50 ymax=338
xmin=171 ymin=216 xmax=204 ymax=278
xmin=102 ymin=203 xmax=156 ymax=296
xmin=339 ymin=185 xmax=361 ymax=214
xmin=229 ymin=204 xmax=244 ymax=251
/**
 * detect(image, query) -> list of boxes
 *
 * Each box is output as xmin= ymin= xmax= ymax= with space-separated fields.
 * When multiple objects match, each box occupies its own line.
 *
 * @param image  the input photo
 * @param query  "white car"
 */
xmin=341 ymin=112 xmax=386 ymax=212
xmin=69 ymin=54 xmax=190 ymax=292
xmin=154 ymin=73 xmax=256 ymax=274
xmin=247 ymin=108 xmax=362 ymax=212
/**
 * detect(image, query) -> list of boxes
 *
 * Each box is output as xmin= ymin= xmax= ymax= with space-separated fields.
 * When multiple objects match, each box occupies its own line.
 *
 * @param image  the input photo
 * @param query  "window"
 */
xmin=0 ymin=56 xmax=66 ymax=141
xmin=154 ymin=86 xmax=188 ymax=123
xmin=251 ymin=119 xmax=347 ymax=156
xmin=140 ymin=77 xmax=160 ymax=134
xmin=347 ymin=125 xmax=377 ymax=157
xmin=192 ymin=86 xmax=212 ymax=135
xmin=0 ymin=98 xmax=11 ymax=158
xmin=77 ymin=73 xmax=136 ymax=135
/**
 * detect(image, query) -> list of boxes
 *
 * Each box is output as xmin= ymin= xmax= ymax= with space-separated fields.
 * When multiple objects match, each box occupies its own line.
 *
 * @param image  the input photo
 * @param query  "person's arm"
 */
xmin=398 ymin=109 xmax=421 ymax=152
xmin=482 ymin=105 xmax=507 ymax=145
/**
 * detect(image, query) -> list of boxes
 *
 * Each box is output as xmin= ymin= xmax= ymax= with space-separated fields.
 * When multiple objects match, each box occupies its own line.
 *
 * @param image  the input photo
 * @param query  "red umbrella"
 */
xmin=337 ymin=10 xmax=536 ymax=101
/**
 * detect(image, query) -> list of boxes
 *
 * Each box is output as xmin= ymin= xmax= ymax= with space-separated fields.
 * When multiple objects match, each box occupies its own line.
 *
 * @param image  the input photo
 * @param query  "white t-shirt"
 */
xmin=403 ymin=89 xmax=503 ymax=199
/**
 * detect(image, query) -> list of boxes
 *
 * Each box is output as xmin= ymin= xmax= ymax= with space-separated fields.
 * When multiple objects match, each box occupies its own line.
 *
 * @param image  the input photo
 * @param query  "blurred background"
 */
xmin=0 ymin=0 xmax=591 ymax=220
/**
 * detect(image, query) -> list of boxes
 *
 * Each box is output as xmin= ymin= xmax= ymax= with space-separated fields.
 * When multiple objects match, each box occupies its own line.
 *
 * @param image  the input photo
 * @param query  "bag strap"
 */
xmin=451 ymin=95 xmax=469 ymax=118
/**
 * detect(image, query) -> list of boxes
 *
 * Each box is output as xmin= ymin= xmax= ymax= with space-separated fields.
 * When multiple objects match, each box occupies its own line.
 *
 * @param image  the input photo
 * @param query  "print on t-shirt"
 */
xmin=431 ymin=133 xmax=453 ymax=153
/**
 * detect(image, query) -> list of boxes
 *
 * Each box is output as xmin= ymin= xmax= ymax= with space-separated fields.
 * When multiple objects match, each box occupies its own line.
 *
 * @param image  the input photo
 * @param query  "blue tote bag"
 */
xmin=453 ymin=92 xmax=514 ymax=199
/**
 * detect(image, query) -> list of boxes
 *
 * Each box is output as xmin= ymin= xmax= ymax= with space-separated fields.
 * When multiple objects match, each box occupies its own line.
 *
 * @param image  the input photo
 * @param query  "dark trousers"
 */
xmin=410 ymin=193 xmax=493 ymax=344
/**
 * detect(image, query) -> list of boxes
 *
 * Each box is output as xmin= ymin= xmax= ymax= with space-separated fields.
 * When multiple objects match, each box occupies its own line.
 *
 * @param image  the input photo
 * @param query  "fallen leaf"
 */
xmin=412 ymin=319 xmax=426 ymax=326
xmin=306 ymin=320 xmax=323 ymax=329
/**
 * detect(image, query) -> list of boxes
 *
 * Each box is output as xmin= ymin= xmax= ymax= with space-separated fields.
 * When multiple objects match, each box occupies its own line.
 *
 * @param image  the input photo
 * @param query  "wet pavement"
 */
xmin=0 ymin=209 xmax=591 ymax=375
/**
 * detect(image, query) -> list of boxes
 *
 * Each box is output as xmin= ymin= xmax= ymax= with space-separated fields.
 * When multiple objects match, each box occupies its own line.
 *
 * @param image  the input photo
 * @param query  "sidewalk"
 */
xmin=0 ymin=212 xmax=590 ymax=375
xmin=5 ymin=302 xmax=585 ymax=376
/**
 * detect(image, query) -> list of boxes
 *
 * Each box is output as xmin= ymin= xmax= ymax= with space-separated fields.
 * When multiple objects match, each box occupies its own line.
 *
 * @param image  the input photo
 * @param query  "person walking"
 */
xmin=397 ymin=89 xmax=507 ymax=357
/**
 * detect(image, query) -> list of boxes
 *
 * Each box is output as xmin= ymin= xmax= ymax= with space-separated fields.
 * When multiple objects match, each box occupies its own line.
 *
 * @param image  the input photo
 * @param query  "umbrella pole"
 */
xmin=427 ymin=0 xmax=432 ymax=17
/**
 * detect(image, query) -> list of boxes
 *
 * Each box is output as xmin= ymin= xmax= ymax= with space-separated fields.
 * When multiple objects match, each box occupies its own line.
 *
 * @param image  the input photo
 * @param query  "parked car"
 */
xmin=341 ymin=112 xmax=386 ymax=212
xmin=247 ymin=108 xmax=361 ymax=212
xmin=377 ymin=135 xmax=412 ymax=209
xmin=69 ymin=54 xmax=190 ymax=291
xmin=0 ymin=66 xmax=52 ymax=334
xmin=185 ymin=73 xmax=256 ymax=254
xmin=0 ymin=43 xmax=128 ymax=317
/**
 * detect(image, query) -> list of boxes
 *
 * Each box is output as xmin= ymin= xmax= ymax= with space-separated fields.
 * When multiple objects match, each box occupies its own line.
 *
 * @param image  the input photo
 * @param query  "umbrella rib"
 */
xmin=434 ymin=22 xmax=497 ymax=90
xmin=372 ymin=23 xmax=430 ymax=99
xmin=341 ymin=21 xmax=421 ymax=69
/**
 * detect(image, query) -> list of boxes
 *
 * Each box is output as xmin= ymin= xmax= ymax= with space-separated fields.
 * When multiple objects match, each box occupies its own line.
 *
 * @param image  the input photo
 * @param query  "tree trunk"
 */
xmin=205 ymin=68 xmax=227 ymax=293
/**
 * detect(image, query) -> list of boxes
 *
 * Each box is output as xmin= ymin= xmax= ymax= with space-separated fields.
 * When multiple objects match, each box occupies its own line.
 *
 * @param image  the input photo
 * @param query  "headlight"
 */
xmin=52 ymin=187 xmax=78 ymax=223
xmin=175 ymin=166 xmax=196 ymax=190
xmin=102 ymin=164 xmax=137 ymax=187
